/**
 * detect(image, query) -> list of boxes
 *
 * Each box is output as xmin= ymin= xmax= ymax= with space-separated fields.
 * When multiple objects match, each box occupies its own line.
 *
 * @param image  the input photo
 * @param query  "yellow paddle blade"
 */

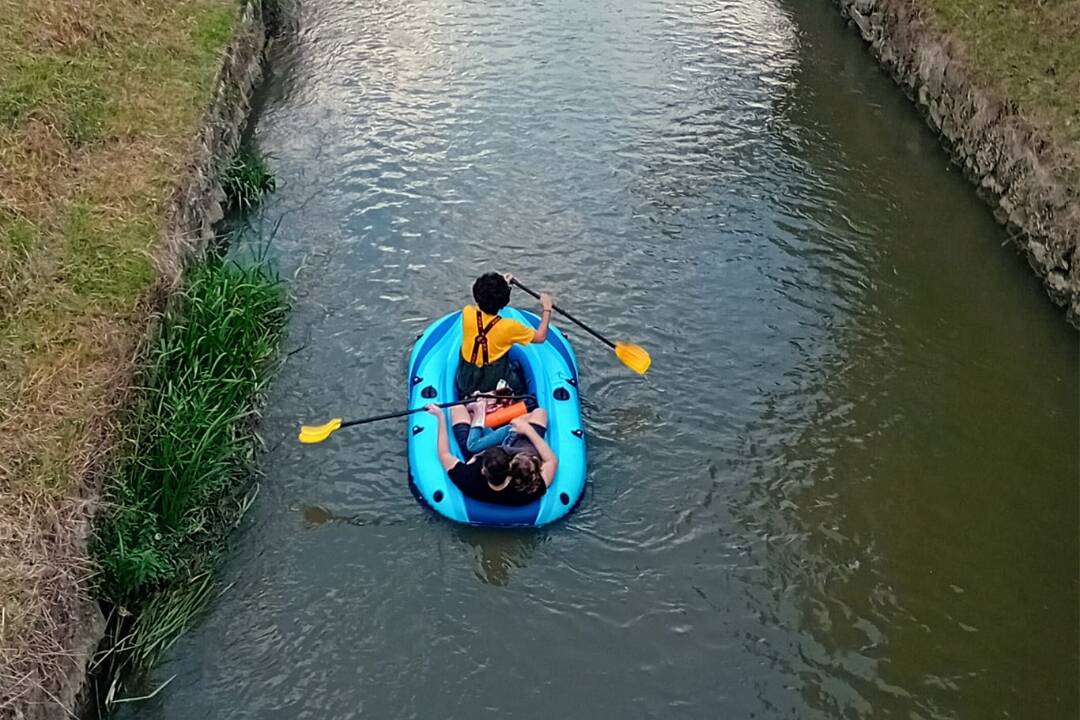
xmin=615 ymin=342 xmax=651 ymax=375
xmin=298 ymin=418 xmax=342 ymax=444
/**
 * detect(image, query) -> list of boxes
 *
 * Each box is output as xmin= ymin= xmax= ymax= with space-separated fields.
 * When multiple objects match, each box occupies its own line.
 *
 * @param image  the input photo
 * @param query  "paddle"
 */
xmin=298 ymin=394 xmax=533 ymax=444
xmin=510 ymin=278 xmax=651 ymax=375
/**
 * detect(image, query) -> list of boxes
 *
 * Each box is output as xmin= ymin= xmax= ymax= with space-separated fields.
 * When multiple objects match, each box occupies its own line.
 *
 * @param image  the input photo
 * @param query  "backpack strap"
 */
xmin=469 ymin=310 xmax=502 ymax=366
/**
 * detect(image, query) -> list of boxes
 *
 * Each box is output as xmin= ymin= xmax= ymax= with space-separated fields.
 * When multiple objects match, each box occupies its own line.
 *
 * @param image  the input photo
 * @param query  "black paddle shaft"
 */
xmin=338 ymin=394 xmax=534 ymax=430
xmin=510 ymin=279 xmax=616 ymax=349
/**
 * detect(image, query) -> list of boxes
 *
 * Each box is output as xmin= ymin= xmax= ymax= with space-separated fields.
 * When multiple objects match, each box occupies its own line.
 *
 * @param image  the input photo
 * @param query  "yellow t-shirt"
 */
xmin=460 ymin=305 xmax=535 ymax=366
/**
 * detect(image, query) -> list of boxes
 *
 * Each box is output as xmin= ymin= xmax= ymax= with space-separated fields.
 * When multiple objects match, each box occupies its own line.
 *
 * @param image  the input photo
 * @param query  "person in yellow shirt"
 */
xmin=455 ymin=272 xmax=553 ymax=397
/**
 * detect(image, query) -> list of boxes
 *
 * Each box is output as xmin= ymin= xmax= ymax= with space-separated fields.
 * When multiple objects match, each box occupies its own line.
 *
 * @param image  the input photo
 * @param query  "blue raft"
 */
xmin=406 ymin=309 xmax=586 ymax=527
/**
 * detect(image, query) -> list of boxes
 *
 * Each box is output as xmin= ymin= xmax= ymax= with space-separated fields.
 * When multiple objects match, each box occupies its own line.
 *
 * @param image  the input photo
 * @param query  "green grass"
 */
xmin=192 ymin=4 xmax=238 ymax=56
xmin=0 ymin=214 xmax=36 ymax=315
xmin=84 ymin=136 xmax=284 ymax=703
xmin=124 ymin=572 xmax=218 ymax=671
xmin=93 ymin=253 xmax=287 ymax=608
xmin=0 ymin=55 xmax=110 ymax=144
xmin=922 ymin=0 xmax=1080 ymax=146
xmin=63 ymin=201 xmax=155 ymax=308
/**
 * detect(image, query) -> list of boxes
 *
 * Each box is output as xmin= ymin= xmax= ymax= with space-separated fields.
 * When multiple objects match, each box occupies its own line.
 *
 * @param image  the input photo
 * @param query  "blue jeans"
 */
xmin=466 ymin=424 xmax=511 ymax=453
xmin=453 ymin=422 xmax=548 ymax=459
xmin=451 ymin=423 xmax=510 ymax=460
xmin=469 ymin=423 xmax=547 ymax=453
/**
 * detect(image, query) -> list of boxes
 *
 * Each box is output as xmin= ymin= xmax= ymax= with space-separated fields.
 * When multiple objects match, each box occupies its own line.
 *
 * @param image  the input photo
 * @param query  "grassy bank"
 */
xmin=920 ymin=0 xmax=1080 ymax=147
xmin=92 ymin=251 xmax=286 ymax=701
xmin=0 ymin=0 xmax=247 ymax=710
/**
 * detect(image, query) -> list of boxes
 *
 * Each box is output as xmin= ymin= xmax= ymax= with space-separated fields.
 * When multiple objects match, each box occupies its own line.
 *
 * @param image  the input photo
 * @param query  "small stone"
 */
xmin=851 ymin=10 xmax=873 ymax=40
xmin=1029 ymin=241 xmax=1049 ymax=267
xmin=1047 ymin=270 xmax=1069 ymax=294
xmin=206 ymin=198 xmax=225 ymax=225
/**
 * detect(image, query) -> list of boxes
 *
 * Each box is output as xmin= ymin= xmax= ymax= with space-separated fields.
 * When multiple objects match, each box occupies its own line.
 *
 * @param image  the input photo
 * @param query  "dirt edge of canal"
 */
xmin=836 ymin=0 xmax=1080 ymax=328
xmin=0 ymin=1 xmax=289 ymax=717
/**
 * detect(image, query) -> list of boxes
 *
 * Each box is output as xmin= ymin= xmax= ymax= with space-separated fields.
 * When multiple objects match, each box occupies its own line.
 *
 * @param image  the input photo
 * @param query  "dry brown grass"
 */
xmin=0 ymin=0 xmax=237 ymax=712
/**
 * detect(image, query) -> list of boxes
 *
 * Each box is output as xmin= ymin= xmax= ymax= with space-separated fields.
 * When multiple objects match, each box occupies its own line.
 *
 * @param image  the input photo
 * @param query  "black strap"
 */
xmin=469 ymin=310 xmax=501 ymax=366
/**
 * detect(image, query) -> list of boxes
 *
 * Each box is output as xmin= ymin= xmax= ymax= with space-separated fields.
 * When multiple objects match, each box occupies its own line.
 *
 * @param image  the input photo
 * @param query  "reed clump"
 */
xmin=91 ymin=253 xmax=286 ymax=690
xmin=222 ymin=142 xmax=277 ymax=213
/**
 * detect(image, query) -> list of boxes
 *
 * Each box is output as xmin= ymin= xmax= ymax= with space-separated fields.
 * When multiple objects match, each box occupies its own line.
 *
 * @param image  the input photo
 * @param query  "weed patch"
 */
xmin=0 ymin=55 xmax=110 ymax=144
xmin=94 ymin=255 xmax=286 ymax=606
xmin=223 ymin=142 xmax=277 ymax=212
xmin=91 ymin=252 xmax=286 ymax=692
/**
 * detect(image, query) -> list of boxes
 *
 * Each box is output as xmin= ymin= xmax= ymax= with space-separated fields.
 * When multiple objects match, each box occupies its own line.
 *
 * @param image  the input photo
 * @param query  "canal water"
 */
xmin=120 ymin=0 xmax=1078 ymax=717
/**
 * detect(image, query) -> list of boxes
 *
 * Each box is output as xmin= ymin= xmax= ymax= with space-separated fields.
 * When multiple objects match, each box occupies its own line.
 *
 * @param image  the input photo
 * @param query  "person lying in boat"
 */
xmin=462 ymin=397 xmax=555 ymax=498
xmin=424 ymin=403 xmax=557 ymax=506
xmin=456 ymin=272 xmax=554 ymax=397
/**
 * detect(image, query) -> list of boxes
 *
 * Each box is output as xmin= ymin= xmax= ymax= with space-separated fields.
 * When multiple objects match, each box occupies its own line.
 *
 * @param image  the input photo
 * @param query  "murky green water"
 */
xmin=120 ymin=0 xmax=1078 ymax=717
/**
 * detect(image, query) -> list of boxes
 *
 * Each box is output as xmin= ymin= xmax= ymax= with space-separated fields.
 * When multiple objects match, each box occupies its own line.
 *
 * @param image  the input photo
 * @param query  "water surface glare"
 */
xmin=122 ymin=0 xmax=1078 ymax=717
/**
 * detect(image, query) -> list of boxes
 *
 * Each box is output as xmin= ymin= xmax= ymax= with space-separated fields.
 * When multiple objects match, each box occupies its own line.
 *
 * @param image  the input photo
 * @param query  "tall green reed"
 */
xmin=221 ymin=143 xmax=276 ymax=212
xmin=93 ymin=255 xmax=286 ymax=610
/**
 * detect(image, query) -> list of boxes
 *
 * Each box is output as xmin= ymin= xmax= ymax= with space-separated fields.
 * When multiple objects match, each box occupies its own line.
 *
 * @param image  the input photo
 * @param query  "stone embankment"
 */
xmin=836 ymin=0 xmax=1080 ymax=327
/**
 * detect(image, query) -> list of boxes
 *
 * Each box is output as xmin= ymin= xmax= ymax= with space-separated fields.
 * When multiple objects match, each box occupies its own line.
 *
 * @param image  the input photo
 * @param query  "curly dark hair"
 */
xmin=480 ymin=447 xmax=512 ymax=482
xmin=472 ymin=272 xmax=511 ymax=314
xmin=508 ymin=454 xmax=545 ymax=497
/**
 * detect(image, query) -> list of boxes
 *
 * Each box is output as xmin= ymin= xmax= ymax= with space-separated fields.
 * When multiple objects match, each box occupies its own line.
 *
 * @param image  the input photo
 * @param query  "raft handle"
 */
xmin=553 ymin=387 xmax=570 ymax=401
xmin=421 ymin=385 xmax=437 ymax=399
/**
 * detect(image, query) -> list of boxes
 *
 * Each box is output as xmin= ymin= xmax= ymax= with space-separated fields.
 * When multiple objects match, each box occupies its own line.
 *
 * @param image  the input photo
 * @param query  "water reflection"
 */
xmin=300 ymin=504 xmax=337 ymax=527
xmin=298 ymin=505 xmax=546 ymax=587
xmin=297 ymin=504 xmax=418 ymax=528
xmin=454 ymin=527 xmax=548 ymax=587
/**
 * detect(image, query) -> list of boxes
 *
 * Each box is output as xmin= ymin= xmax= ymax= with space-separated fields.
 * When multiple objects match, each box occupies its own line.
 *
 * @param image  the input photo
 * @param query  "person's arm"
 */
xmin=531 ymin=293 xmax=554 ymax=344
xmin=425 ymin=404 xmax=459 ymax=471
xmin=510 ymin=417 xmax=558 ymax=486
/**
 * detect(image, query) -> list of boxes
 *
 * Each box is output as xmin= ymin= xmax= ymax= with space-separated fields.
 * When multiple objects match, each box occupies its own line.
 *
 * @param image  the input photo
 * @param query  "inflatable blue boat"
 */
xmin=407 ymin=309 xmax=586 ymax=527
